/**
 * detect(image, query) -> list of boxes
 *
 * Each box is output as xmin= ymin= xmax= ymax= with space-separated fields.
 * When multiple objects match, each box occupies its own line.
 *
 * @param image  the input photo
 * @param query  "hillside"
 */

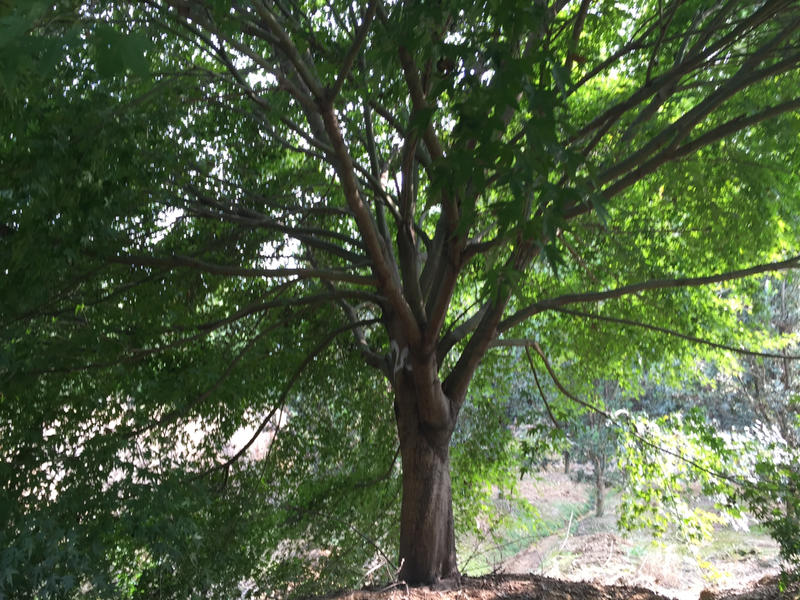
xmin=322 ymin=464 xmax=795 ymax=600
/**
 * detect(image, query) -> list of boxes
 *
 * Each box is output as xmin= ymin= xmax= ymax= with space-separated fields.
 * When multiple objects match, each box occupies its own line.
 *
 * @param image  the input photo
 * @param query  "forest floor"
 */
xmin=326 ymin=464 xmax=796 ymax=600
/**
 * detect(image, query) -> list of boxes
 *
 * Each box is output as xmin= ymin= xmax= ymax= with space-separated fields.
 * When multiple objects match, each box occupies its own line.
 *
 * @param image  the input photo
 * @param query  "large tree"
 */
xmin=3 ymin=0 xmax=800 ymax=593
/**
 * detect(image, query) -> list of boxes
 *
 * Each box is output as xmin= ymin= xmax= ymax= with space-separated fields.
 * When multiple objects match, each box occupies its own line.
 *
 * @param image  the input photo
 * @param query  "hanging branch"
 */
xmin=124 ymin=313 xmax=278 ymax=439
xmin=523 ymin=346 xmax=562 ymax=431
xmin=500 ymin=254 xmax=800 ymax=332
xmin=194 ymin=318 xmax=381 ymax=478
xmin=552 ymin=307 xmax=800 ymax=360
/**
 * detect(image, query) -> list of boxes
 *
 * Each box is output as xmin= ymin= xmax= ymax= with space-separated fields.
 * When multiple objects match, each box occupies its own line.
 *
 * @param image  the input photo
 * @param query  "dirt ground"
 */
xmin=327 ymin=573 xmax=798 ymax=600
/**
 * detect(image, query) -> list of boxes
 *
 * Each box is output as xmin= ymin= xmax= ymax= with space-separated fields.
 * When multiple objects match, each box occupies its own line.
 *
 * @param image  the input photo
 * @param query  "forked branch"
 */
xmin=329 ymin=0 xmax=379 ymax=100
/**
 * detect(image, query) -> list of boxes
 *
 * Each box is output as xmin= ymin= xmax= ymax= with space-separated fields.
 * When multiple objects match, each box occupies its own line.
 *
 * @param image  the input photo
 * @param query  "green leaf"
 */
xmin=589 ymin=192 xmax=610 ymax=224
xmin=551 ymin=63 xmax=572 ymax=97
xmin=93 ymin=25 xmax=152 ymax=77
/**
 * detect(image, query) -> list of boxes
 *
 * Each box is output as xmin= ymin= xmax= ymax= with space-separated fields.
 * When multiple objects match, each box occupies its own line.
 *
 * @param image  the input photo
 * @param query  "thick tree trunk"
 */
xmin=393 ymin=364 xmax=459 ymax=584
xmin=397 ymin=426 xmax=458 ymax=584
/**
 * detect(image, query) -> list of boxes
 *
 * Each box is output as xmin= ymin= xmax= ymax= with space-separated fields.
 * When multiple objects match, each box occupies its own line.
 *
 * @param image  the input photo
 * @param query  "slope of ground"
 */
xmin=323 ymin=465 xmax=794 ymax=600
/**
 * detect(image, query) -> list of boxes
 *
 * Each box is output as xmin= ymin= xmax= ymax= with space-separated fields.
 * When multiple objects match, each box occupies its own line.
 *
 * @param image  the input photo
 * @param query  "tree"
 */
xmin=512 ymin=351 xmax=623 ymax=518
xmin=3 ymin=0 xmax=800 ymax=592
xmin=571 ymin=381 xmax=623 ymax=518
xmin=730 ymin=274 xmax=800 ymax=446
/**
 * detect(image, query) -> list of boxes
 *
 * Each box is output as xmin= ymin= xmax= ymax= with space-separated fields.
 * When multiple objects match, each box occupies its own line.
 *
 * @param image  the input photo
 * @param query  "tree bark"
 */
xmin=393 ymin=366 xmax=459 ymax=584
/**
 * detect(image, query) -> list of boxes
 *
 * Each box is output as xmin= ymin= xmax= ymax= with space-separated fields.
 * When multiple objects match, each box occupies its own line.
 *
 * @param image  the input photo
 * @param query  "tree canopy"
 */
xmin=2 ymin=0 xmax=800 ymax=596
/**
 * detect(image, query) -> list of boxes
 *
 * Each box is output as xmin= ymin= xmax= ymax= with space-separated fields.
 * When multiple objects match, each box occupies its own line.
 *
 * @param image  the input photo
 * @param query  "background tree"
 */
xmin=3 ymin=0 xmax=800 ymax=595
xmin=511 ymin=352 xmax=626 ymax=518
xmin=571 ymin=381 xmax=623 ymax=518
xmin=729 ymin=275 xmax=800 ymax=446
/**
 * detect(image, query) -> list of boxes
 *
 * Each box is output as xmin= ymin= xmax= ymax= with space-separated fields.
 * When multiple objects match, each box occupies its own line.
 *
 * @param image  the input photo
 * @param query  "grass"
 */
xmin=695 ymin=526 xmax=780 ymax=563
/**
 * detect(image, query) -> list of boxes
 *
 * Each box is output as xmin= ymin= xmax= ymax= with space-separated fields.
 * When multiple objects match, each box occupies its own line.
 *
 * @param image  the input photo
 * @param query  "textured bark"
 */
xmin=393 ymin=366 xmax=459 ymax=584
xmin=397 ymin=427 xmax=458 ymax=583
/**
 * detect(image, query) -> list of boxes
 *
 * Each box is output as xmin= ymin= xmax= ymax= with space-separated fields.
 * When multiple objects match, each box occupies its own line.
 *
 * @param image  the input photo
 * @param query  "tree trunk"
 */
xmin=393 ymin=367 xmax=459 ymax=584
xmin=593 ymin=457 xmax=605 ymax=517
xmin=397 ymin=427 xmax=458 ymax=584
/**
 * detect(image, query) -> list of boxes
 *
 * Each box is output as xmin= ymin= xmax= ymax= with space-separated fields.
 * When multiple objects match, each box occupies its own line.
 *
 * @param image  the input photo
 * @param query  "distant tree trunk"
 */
xmin=593 ymin=456 xmax=605 ymax=517
xmin=393 ymin=357 xmax=459 ymax=584
xmin=563 ymin=450 xmax=571 ymax=474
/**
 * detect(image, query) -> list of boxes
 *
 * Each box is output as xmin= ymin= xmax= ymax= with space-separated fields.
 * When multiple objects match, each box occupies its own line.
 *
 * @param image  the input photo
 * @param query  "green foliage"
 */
xmin=617 ymin=410 xmax=731 ymax=544
xmin=618 ymin=409 xmax=800 ymax=571
xmin=452 ymin=352 xmax=531 ymax=546
xmin=728 ymin=410 xmax=800 ymax=568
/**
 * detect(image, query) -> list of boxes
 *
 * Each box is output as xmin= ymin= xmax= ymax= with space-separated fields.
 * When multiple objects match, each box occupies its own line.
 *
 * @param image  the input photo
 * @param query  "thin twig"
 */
xmin=523 ymin=347 xmax=562 ymax=430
